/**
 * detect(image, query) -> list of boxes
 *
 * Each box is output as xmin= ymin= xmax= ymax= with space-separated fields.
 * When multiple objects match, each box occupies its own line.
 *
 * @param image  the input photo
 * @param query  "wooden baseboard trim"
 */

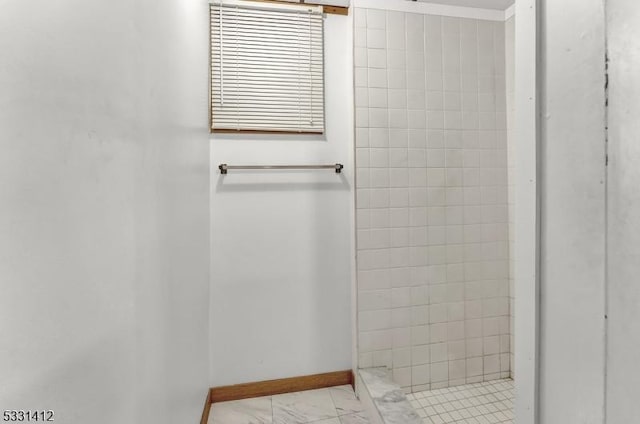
xmin=200 ymin=387 xmax=213 ymax=424
xmin=209 ymin=370 xmax=354 ymax=404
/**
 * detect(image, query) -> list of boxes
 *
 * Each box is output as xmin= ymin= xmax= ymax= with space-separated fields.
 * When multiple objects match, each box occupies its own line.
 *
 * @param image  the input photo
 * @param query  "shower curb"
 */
xmin=356 ymin=368 xmax=422 ymax=424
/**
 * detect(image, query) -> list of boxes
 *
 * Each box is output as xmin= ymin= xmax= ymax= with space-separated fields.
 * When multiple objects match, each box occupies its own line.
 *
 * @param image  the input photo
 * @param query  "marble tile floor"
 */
xmin=407 ymin=379 xmax=514 ymax=424
xmin=208 ymin=385 xmax=370 ymax=424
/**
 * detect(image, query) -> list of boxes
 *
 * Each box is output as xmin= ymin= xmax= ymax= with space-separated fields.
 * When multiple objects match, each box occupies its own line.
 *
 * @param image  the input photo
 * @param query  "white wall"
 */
xmin=606 ymin=1 xmax=640 ymax=422
xmin=209 ymin=14 xmax=354 ymax=386
xmin=534 ymin=1 xmax=640 ymax=422
xmin=0 ymin=1 xmax=210 ymax=423
xmin=504 ymin=14 xmax=515 ymax=380
xmin=513 ymin=1 xmax=538 ymax=422
xmin=538 ymin=0 xmax=607 ymax=422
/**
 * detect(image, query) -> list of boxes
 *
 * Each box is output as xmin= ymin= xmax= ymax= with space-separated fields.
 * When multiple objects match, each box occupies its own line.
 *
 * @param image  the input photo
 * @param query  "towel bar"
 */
xmin=218 ymin=164 xmax=344 ymax=174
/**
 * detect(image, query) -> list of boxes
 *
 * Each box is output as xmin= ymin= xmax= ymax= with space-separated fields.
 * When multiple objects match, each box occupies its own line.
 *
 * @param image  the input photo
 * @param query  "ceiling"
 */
xmin=416 ymin=0 xmax=514 ymax=10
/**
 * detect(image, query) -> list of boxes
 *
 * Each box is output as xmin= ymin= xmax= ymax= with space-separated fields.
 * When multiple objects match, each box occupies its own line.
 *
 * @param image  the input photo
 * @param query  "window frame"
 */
xmin=209 ymin=0 xmax=328 ymax=135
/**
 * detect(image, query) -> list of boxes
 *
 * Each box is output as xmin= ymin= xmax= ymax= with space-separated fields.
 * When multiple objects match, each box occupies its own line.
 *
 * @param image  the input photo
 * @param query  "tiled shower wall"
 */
xmin=354 ymin=7 xmax=511 ymax=392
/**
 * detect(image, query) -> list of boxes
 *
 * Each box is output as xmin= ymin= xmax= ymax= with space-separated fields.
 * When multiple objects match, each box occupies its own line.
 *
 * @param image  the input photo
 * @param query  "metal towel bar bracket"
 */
xmin=218 ymin=163 xmax=344 ymax=174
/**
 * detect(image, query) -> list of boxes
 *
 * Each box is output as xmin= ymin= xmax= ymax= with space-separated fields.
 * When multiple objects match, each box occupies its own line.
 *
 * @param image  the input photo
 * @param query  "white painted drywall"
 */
xmin=0 ymin=1 xmax=210 ymax=423
xmin=538 ymin=0 xmax=607 ymax=422
xmin=504 ymin=14 xmax=515 ymax=381
xmin=209 ymin=14 xmax=354 ymax=386
xmin=605 ymin=1 xmax=640 ymax=422
xmin=513 ymin=1 xmax=539 ymax=423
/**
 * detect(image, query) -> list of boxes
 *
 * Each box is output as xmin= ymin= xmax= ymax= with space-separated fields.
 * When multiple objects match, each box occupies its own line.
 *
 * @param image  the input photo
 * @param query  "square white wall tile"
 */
xmin=355 ymin=7 xmax=510 ymax=391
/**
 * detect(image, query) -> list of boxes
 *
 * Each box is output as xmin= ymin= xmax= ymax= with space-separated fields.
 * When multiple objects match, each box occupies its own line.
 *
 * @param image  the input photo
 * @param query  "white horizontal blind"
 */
xmin=210 ymin=0 xmax=325 ymax=133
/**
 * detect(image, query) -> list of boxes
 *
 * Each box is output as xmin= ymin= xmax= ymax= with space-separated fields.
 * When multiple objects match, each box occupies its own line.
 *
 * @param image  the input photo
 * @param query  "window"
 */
xmin=210 ymin=0 xmax=325 ymax=133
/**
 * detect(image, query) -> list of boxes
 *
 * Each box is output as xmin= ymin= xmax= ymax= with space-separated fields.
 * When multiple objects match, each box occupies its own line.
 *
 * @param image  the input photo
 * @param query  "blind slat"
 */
xmin=211 ymin=65 xmax=323 ymax=74
xmin=211 ymin=44 xmax=322 ymax=57
xmin=210 ymin=0 xmax=324 ymax=133
xmin=211 ymin=106 xmax=325 ymax=112
xmin=211 ymin=78 xmax=324 ymax=86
